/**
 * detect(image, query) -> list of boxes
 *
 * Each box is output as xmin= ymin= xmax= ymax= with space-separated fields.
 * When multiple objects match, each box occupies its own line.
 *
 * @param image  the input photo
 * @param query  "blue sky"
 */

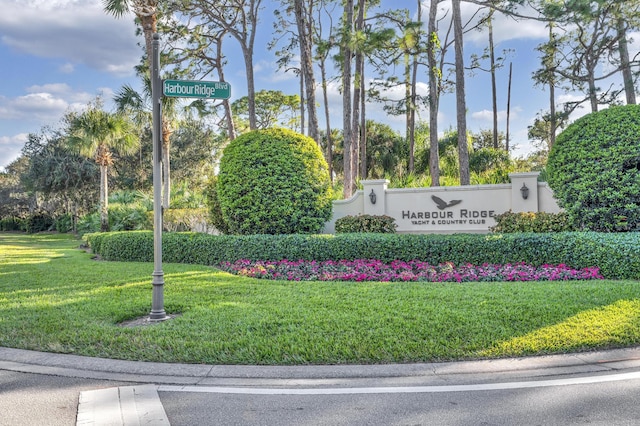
xmin=0 ymin=0 xmax=632 ymax=172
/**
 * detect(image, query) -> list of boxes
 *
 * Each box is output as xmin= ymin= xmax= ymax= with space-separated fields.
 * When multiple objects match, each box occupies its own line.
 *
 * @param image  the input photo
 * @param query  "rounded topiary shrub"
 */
xmin=547 ymin=105 xmax=640 ymax=232
xmin=216 ymin=128 xmax=333 ymax=235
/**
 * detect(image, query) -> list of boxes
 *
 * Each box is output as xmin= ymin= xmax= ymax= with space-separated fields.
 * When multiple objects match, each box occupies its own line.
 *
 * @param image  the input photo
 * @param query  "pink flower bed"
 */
xmin=217 ymin=259 xmax=604 ymax=282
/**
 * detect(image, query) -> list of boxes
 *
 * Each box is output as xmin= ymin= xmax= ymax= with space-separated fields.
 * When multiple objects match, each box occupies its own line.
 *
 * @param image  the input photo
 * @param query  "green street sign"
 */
xmin=163 ymin=79 xmax=231 ymax=99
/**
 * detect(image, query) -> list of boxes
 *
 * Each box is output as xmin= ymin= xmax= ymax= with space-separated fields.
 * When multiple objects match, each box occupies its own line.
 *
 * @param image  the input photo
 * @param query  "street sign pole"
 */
xmin=149 ymin=33 xmax=167 ymax=321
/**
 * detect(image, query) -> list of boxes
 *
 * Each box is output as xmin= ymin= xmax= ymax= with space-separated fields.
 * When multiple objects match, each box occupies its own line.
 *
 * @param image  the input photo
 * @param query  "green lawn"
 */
xmin=1 ymin=232 xmax=639 ymax=365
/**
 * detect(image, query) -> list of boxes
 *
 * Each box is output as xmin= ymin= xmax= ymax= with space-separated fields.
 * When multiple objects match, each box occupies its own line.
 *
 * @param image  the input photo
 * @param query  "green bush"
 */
xmin=216 ymin=128 xmax=333 ymax=234
xmin=85 ymin=231 xmax=640 ymax=280
xmin=0 ymin=216 xmax=24 ymax=231
xmin=77 ymin=205 xmax=151 ymax=236
xmin=163 ymin=208 xmax=210 ymax=232
xmin=84 ymin=231 xmax=153 ymax=262
xmin=204 ymin=176 xmax=230 ymax=234
xmin=77 ymin=212 xmax=100 ymax=236
xmin=490 ymin=211 xmax=576 ymax=233
xmin=105 ymin=204 xmax=151 ymax=232
xmin=547 ymin=105 xmax=640 ymax=231
xmin=335 ymin=215 xmax=397 ymax=233
xmin=55 ymin=214 xmax=73 ymax=233
xmin=23 ymin=211 xmax=55 ymax=233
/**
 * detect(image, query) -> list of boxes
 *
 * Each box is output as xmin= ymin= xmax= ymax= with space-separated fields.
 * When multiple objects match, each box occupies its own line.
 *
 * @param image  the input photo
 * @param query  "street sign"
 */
xmin=163 ymin=79 xmax=231 ymax=99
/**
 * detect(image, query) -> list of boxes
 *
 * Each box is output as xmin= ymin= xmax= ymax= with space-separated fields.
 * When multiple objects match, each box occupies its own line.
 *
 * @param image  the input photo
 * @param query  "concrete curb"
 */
xmin=1 ymin=346 xmax=640 ymax=387
xmin=2 ymin=346 xmax=639 ymax=426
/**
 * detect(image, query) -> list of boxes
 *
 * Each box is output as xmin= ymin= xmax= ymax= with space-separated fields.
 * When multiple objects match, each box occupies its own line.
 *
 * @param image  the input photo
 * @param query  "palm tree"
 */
xmin=102 ymin=0 xmax=158 ymax=66
xmin=104 ymin=1 xmax=179 ymax=209
xmin=67 ymin=107 xmax=138 ymax=232
xmin=115 ymin=78 xmax=179 ymax=209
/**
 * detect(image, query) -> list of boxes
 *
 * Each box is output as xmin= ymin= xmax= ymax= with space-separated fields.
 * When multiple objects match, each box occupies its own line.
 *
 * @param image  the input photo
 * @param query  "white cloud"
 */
xmin=0 ymin=0 xmax=140 ymax=76
xmin=0 ymin=133 xmax=28 ymax=170
xmin=427 ymin=1 xmax=548 ymax=47
xmin=59 ymin=63 xmax=75 ymax=74
xmin=471 ymin=106 xmax=521 ymax=123
xmin=0 ymin=85 xmax=96 ymax=123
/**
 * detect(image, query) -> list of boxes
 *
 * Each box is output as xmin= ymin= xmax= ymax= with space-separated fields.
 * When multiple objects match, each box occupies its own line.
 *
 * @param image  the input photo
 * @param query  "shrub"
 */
xmin=163 ymin=208 xmax=212 ymax=233
xmin=23 ymin=211 xmax=55 ymax=233
xmin=216 ymin=128 xmax=333 ymax=234
xmin=0 ymin=216 xmax=23 ymax=231
xmin=106 ymin=204 xmax=151 ymax=231
xmin=490 ymin=211 xmax=576 ymax=233
xmin=547 ymin=105 xmax=640 ymax=231
xmin=204 ymin=176 xmax=230 ymax=234
xmin=85 ymin=231 xmax=640 ymax=280
xmin=77 ymin=212 xmax=100 ymax=236
xmin=335 ymin=215 xmax=397 ymax=233
xmin=77 ymin=204 xmax=151 ymax=236
xmin=55 ymin=214 xmax=73 ymax=233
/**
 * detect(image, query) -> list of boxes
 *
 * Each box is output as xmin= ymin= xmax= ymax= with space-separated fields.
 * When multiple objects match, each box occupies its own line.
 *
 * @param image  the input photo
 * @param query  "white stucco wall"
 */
xmin=323 ymin=173 xmax=561 ymax=234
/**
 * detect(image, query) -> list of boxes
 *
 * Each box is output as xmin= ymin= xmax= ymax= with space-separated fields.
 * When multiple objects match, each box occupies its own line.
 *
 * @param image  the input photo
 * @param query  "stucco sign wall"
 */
xmin=324 ymin=173 xmax=561 ymax=234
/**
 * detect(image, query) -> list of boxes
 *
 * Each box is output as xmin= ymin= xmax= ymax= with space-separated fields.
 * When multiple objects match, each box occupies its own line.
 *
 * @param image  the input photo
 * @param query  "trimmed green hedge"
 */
xmin=490 ymin=211 xmax=576 ymax=233
xmin=335 ymin=215 xmax=397 ymax=233
xmin=84 ymin=231 xmax=640 ymax=280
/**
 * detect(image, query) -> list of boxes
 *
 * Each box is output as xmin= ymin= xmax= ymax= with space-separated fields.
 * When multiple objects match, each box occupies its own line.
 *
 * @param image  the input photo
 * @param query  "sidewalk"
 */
xmin=2 ymin=346 xmax=640 ymax=426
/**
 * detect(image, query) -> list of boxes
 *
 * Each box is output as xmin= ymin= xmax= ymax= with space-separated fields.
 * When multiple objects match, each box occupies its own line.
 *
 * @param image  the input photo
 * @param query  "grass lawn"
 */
xmin=1 ymin=232 xmax=639 ymax=365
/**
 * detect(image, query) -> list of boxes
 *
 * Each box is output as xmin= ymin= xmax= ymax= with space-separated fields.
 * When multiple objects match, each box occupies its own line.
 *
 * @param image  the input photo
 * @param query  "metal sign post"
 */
xmin=149 ymin=33 xmax=167 ymax=321
xmin=147 ymin=35 xmax=232 ymax=320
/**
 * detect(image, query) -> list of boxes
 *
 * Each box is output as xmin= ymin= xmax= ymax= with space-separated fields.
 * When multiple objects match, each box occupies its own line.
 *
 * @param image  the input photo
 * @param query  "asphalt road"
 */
xmin=1 ymin=346 xmax=640 ymax=426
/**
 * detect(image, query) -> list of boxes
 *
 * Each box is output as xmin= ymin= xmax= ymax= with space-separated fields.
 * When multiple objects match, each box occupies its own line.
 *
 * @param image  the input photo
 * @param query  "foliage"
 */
xmin=163 ymin=208 xmax=212 ymax=233
xmin=165 ymin=119 xmax=221 ymax=190
xmin=335 ymin=214 xmax=397 ymax=233
xmin=55 ymin=214 xmax=73 ymax=233
xmin=490 ymin=211 xmax=576 ymax=233
xmin=108 ymin=204 xmax=151 ymax=231
xmin=0 ymin=217 xmax=24 ymax=232
xmin=204 ymin=176 xmax=230 ymax=234
xmin=547 ymin=105 xmax=640 ymax=231
xmin=77 ymin=204 xmax=151 ymax=236
xmin=231 ymin=89 xmax=301 ymax=132
xmin=218 ymin=259 xmax=601 ymax=282
xmin=4 ymin=233 xmax=640 ymax=365
xmin=22 ymin=210 xmax=56 ymax=234
xmin=0 ymin=157 xmax=32 ymax=218
xmin=85 ymin=231 xmax=640 ymax=280
xmin=216 ymin=128 xmax=333 ymax=234
xmin=21 ymin=129 xmax=99 ymax=217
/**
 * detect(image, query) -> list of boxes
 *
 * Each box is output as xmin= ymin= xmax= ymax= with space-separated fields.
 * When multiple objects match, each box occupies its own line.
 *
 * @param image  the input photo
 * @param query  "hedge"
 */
xmin=83 ymin=231 xmax=640 ymax=280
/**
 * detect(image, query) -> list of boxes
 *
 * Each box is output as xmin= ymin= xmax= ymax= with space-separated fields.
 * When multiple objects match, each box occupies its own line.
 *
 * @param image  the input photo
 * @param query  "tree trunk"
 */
xmin=351 ymin=0 xmax=365 ymax=186
xmin=427 ymin=0 xmax=440 ymax=187
xmin=489 ymin=13 xmax=498 ymax=149
xmin=294 ymin=0 xmax=319 ymax=142
xmin=409 ymin=0 xmax=421 ymax=174
xmin=617 ymin=18 xmax=636 ymax=105
xmin=161 ymin=123 xmax=171 ymax=209
xmin=244 ymin=48 xmax=258 ymax=130
xmin=588 ymin=74 xmax=598 ymax=112
xmin=506 ymin=62 xmax=512 ymax=152
xmin=359 ymin=57 xmax=367 ymax=179
xmin=100 ymin=164 xmax=109 ymax=232
xmin=352 ymin=51 xmax=363 ymax=183
xmin=216 ymin=39 xmax=235 ymax=140
xmin=452 ymin=0 xmax=470 ymax=185
xmin=320 ymin=58 xmax=334 ymax=183
xmin=405 ymin=54 xmax=413 ymax=173
xmin=342 ymin=0 xmax=354 ymax=198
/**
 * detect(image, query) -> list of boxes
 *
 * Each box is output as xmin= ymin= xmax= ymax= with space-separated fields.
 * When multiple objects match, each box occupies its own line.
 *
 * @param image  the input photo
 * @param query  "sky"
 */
xmin=0 ymin=0 xmax=633 ymax=172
